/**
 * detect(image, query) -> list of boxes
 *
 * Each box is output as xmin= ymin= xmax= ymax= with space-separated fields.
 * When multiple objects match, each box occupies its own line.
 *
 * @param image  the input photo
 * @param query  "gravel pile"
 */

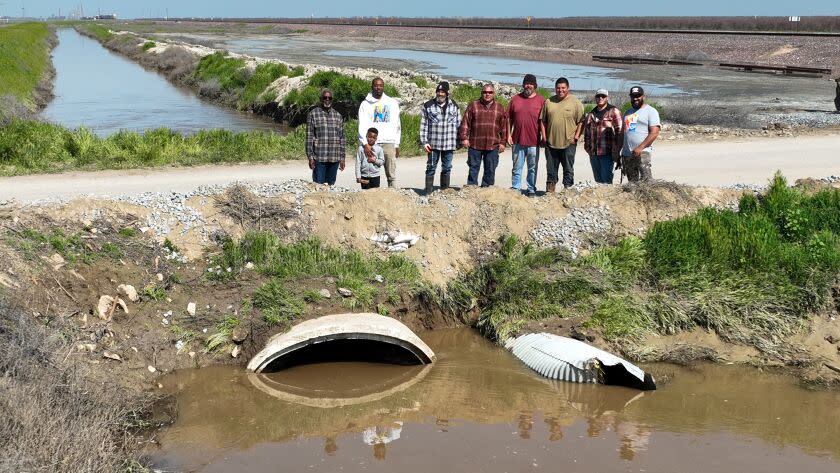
xmin=761 ymin=112 xmax=840 ymax=129
xmin=529 ymin=206 xmax=611 ymax=257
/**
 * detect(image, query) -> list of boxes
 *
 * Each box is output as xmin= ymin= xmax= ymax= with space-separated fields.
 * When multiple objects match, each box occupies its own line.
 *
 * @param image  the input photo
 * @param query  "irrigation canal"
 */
xmin=41 ymin=29 xmax=281 ymax=136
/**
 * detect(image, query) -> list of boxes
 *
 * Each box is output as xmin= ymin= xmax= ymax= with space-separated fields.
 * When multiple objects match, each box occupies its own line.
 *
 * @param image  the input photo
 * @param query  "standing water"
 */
xmin=41 ymin=29 xmax=281 ymax=136
xmin=149 ymin=329 xmax=840 ymax=472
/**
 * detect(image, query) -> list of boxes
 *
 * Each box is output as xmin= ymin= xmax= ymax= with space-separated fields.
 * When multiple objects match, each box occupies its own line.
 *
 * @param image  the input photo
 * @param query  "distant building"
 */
xmin=95 ymin=14 xmax=117 ymax=20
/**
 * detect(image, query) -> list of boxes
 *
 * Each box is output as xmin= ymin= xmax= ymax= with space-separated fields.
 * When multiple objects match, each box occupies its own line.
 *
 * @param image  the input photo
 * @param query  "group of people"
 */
xmin=305 ymin=75 xmax=661 ymax=194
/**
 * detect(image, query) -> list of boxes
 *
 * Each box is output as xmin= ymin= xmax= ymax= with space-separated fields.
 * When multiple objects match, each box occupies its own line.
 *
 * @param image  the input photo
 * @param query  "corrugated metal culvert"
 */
xmin=505 ymin=333 xmax=656 ymax=391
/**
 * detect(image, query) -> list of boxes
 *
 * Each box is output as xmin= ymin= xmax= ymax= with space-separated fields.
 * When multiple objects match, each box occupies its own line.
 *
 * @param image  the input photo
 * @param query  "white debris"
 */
xmin=369 ymin=230 xmax=421 ymax=252
xmin=186 ymin=302 xmax=196 ymax=316
xmin=117 ymin=284 xmax=139 ymax=302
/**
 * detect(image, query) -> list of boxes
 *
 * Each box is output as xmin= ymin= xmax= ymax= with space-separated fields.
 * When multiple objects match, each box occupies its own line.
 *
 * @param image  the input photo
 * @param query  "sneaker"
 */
xmin=526 ymin=191 xmax=536 ymax=198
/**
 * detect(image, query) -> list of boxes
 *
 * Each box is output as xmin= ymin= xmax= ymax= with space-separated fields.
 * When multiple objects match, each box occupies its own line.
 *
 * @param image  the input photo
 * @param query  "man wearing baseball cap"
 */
xmin=582 ymin=88 xmax=623 ymax=183
xmin=420 ymin=81 xmax=461 ymax=194
xmin=507 ymin=74 xmax=546 ymax=196
xmin=620 ymin=86 xmax=661 ymax=182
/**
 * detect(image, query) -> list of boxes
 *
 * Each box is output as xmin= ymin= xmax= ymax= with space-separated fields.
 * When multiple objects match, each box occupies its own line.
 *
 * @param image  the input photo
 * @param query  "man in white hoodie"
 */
xmin=358 ymin=77 xmax=401 ymax=188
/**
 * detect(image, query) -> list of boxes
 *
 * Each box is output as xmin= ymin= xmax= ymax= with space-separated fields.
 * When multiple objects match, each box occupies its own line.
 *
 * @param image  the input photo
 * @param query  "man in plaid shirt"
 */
xmin=458 ymin=84 xmax=508 ymax=187
xmin=420 ymin=81 xmax=461 ymax=194
xmin=583 ymin=88 xmax=623 ymax=183
xmin=306 ymin=88 xmax=346 ymax=186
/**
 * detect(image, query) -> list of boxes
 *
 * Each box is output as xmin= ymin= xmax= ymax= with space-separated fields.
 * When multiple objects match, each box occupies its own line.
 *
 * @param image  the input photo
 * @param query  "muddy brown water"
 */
xmin=149 ymin=329 xmax=840 ymax=472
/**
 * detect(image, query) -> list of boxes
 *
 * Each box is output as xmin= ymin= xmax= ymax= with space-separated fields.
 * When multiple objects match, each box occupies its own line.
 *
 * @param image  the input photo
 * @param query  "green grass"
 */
xmin=193 ymin=52 xmax=247 ymax=92
xmin=210 ymin=232 xmax=419 ymax=311
xmin=141 ymin=284 xmax=166 ymax=302
xmin=14 ymin=227 xmax=99 ymax=265
xmin=78 ymin=23 xmax=115 ymax=42
xmin=412 ymin=76 xmax=429 ymax=88
xmin=429 ymin=174 xmax=840 ymax=359
xmin=0 ymin=120 xmax=308 ymax=176
xmin=253 ymin=279 xmax=305 ymax=327
xmin=0 ymin=22 xmax=53 ymax=109
xmin=283 ymin=70 xmax=400 ymax=111
xmin=141 ymin=41 xmax=156 ymax=51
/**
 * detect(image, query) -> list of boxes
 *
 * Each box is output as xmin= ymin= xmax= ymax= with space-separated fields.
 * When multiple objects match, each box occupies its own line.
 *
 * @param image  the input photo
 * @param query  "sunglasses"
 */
xmin=595 ymin=94 xmax=607 ymax=99
xmin=321 ymin=96 xmax=333 ymax=101
xmin=482 ymin=91 xmax=495 ymax=94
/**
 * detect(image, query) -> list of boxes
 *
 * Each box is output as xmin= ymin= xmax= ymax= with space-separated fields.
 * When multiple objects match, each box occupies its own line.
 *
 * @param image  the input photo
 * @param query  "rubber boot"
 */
xmin=440 ymin=173 xmax=450 ymax=190
xmin=546 ymin=182 xmax=556 ymax=194
xmin=424 ymin=176 xmax=434 ymax=195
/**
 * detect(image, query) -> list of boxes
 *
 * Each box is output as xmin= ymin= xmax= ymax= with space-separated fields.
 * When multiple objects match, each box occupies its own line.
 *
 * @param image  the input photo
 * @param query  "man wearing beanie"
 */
xmin=507 ymin=73 xmax=545 ymax=196
xmin=420 ymin=81 xmax=461 ymax=194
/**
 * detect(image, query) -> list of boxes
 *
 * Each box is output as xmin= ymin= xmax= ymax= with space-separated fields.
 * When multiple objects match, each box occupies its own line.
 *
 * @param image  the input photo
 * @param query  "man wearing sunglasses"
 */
xmin=306 ymin=88 xmax=346 ymax=186
xmin=458 ymin=84 xmax=508 ymax=187
xmin=582 ymin=89 xmax=623 ymax=184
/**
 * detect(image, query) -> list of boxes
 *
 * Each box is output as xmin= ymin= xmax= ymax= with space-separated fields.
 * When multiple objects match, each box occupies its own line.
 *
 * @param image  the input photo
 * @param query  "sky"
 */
xmin=13 ymin=0 xmax=840 ymax=19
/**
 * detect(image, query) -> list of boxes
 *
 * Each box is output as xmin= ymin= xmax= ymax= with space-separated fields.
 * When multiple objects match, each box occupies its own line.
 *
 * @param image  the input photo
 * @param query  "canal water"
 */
xmin=41 ymin=29 xmax=280 ymax=136
xmin=204 ymin=36 xmax=684 ymax=96
xmin=149 ymin=328 xmax=840 ymax=472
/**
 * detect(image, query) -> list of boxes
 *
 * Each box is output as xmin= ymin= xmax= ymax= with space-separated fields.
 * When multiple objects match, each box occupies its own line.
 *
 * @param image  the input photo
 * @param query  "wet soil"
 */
xmin=148 ymin=328 xmax=840 ymax=473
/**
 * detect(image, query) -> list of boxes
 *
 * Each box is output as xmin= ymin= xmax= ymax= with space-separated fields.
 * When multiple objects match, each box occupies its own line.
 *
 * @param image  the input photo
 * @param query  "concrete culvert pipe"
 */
xmin=247 ymin=313 xmax=436 ymax=373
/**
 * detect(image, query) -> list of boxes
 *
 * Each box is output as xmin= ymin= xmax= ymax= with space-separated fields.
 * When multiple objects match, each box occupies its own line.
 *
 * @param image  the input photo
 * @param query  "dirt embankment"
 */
xmin=2 ymin=179 xmax=840 ymax=468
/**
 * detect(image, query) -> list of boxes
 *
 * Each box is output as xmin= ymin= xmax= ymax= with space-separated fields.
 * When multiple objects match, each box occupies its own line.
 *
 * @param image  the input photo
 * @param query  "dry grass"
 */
xmin=0 ymin=301 xmax=153 ymax=472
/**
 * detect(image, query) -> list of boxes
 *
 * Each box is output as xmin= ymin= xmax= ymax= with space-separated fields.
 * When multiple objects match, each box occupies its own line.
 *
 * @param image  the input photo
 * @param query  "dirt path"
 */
xmin=2 ymin=134 xmax=839 ymax=203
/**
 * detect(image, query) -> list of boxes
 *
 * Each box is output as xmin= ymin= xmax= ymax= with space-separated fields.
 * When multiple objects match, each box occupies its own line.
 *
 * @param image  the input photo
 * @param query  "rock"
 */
xmin=231 ymin=326 xmax=248 ymax=343
xmin=102 ymin=351 xmax=122 ymax=362
xmin=319 ymin=288 xmax=331 ymax=299
xmin=117 ymin=284 xmax=139 ymax=302
xmin=96 ymin=295 xmax=128 ymax=321
xmin=186 ymin=302 xmax=196 ymax=316
xmin=337 ymin=287 xmax=353 ymax=297
xmin=156 ymin=273 xmax=164 ymax=282
xmin=188 ymin=351 xmax=196 ymax=358
xmin=344 ymin=212 xmax=354 ymax=220
xmin=231 ymin=345 xmax=241 ymax=358
xmin=374 ymin=274 xmax=384 ymax=283
xmin=147 ymin=365 xmax=157 ymax=373
xmin=175 ymin=340 xmax=186 ymax=351
xmin=77 ymin=343 xmax=96 ymax=352
xmin=48 ymin=253 xmax=66 ymax=270
xmin=827 ymin=335 xmax=839 ymax=345
xmin=245 ymin=261 xmax=255 ymax=269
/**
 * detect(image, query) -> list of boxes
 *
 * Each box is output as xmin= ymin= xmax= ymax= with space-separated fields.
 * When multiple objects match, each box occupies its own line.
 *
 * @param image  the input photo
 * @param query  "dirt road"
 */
xmin=2 ymin=134 xmax=838 ymax=203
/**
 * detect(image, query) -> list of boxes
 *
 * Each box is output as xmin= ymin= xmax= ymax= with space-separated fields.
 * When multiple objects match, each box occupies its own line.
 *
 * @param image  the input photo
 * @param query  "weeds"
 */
xmin=430 ymin=175 xmax=840 ymax=359
xmin=0 ymin=302 xmax=153 ymax=471
xmin=205 ymin=316 xmax=239 ymax=352
xmin=0 ymin=120 xmax=307 ymax=176
xmin=253 ymin=279 xmax=305 ymax=327
xmin=118 ymin=227 xmax=138 ymax=238
xmin=141 ymin=284 xmax=166 ymax=302
xmin=412 ymin=76 xmax=429 ymax=88
xmin=142 ymin=41 xmax=156 ymax=51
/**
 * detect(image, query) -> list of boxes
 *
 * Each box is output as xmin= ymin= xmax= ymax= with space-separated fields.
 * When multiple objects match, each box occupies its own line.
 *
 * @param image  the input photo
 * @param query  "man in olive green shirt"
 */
xmin=539 ymin=77 xmax=585 ymax=191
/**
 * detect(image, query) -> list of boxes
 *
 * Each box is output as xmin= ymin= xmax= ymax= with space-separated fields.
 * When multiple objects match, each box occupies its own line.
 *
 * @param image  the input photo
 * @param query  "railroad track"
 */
xmin=155 ymin=18 xmax=840 ymax=38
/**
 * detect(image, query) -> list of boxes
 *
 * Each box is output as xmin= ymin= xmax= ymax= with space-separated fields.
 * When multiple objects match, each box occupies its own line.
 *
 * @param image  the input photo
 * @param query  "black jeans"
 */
xmin=546 ymin=145 xmax=577 ymax=188
xmin=360 ymin=176 xmax=381 ymax=189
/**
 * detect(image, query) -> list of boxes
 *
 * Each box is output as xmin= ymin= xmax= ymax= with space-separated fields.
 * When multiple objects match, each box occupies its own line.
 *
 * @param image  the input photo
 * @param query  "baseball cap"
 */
xmin=629 ymin=86 xmax=644 ymax=96
xmin=595 ymin=88 xmax=609 ymax=97
xmin=436 ymin=81 xmax=450 ymax=93
xmin=522 ymin=74 xmax=538 ymax=86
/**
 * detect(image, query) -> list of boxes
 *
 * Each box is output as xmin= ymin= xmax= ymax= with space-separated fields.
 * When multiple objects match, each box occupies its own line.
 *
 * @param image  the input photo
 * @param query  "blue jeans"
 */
xmin=467 ymin=148 xmax=499 ymax=187
xmin=589 ymin=154 xmax=614 ymax=184
xmin=312 ymin=161 xmax=339 ymax=185
xmin=425 ymin=149 xmax=454 ymax=177
xmin=512 ymin=144 xmax=539 ymax=194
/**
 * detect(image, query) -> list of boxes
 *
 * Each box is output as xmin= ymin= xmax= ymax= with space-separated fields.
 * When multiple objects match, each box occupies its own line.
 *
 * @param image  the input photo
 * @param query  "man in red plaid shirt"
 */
xmin=458 ymin=84 xmax=508 ymax=187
